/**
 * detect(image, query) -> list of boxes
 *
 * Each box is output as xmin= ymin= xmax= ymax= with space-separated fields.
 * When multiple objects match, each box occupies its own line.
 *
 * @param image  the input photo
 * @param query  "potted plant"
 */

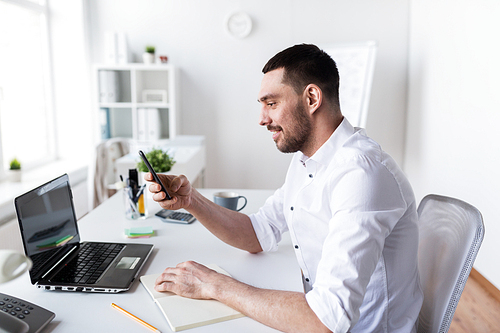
xmin=9 ymin=158 xmax=21 ymax=182
xmin=143 ymin=45 xmax=156 ymax=64
xmin=137 ymin=148 xmax=175 ymax=178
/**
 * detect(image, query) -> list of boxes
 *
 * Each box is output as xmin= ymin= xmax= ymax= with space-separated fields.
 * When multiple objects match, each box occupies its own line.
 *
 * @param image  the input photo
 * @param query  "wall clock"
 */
xmin=225 ymin=12 xmax=253 ymax=39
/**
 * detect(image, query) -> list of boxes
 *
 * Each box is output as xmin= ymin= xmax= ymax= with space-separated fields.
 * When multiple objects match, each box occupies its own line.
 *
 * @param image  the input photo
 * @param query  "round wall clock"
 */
xmin=225 ymin=12 xmax=253 ymax=39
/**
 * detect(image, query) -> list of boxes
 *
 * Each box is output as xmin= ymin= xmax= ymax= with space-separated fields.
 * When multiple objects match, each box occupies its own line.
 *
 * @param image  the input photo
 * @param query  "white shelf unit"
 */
xmin=94 ymin=64 xmax=178 ymax=143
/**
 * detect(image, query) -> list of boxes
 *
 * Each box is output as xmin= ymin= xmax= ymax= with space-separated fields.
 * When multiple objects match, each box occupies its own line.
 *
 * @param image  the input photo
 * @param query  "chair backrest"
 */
xmin=417 ymin=194 xmax=484 ymax=333
xmin=91 ymin=138 xmax=130 ymax=208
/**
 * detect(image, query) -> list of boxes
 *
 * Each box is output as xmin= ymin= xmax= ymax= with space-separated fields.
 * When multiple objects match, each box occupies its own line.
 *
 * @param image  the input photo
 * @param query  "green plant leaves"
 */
xmin=136 ymin=148 xmax=175 ymax=173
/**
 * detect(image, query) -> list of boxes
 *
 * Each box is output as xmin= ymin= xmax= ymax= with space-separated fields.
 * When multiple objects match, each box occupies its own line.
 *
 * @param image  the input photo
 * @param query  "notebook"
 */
xmin=14 ymin=174 xmax=154 ymax=293
xmin=140 ymin=264 xmax=244 ymax=331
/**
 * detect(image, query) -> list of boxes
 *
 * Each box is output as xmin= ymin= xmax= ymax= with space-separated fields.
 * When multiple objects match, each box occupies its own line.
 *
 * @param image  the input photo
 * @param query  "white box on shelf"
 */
xmin=137 ymin=108 xmax=147 ymax=141
xmin=116 ymin=33 xmax=129 ymax=64
xmin=142 ymin=89 xmax=167 ymax=104
xmin=147 ymin=108 xmax=161 ymax=141
xmin=98 ymin=70 xmax=119 ymax=103
xmin=103 ymin=31 xmax=117 ymax=64
xmin=135 ymin=108 xmax=161 ymax=141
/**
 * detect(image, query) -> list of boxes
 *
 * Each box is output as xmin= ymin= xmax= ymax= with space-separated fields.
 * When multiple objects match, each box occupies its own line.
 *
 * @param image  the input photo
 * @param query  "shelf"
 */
xmin=94 ymin=63 xmax=178 ymax=143
xmin=136 ymin=102 xmax=170 ymax=108
xmin=94 ymin=63 xmax=175 ymax=71
xmin=98 ymin=102 xmax=170 ymax=108
xmin=98 ymin=102 xmax=134 ymax=108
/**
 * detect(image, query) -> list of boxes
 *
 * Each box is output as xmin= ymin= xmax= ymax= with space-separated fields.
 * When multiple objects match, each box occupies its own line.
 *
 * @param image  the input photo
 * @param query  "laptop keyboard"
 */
xmin=50 ymin=243 xmax=124 ymax=285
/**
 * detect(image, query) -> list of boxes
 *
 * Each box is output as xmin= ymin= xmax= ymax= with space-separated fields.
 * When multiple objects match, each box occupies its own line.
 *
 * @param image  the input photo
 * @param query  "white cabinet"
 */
xmin=92 ymin=64 xmax=206 ymax=193
xmin=94 ymin=64 xmax=178 ymax=143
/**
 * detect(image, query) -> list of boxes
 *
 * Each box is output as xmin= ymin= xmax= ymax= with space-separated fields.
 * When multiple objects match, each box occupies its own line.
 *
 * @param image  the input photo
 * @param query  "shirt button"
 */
xmin=309 ymin=174 xmax=313 ymax=178
xmin=290 ymin=206 xmax=294 ymax=211
xmin=305 ymin=278 xmax=310 ymax=282
xmin=294 ymin=245 xmax=299 ymax=249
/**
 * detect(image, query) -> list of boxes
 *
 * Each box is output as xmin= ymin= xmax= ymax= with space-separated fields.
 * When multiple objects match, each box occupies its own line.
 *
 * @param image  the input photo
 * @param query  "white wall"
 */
xmin=86 ymin=0 xmax=410 ymax=190
xmin=406 ymin=0 xmax=500 ymax=287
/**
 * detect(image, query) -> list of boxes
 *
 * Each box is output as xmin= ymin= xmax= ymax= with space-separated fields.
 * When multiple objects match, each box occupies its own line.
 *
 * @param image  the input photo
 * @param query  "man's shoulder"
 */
xmin=333 ymin=129 xmax=384 ymax=165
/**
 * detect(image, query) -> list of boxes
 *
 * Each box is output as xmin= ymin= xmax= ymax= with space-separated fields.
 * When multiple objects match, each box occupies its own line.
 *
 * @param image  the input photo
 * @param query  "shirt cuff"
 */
xmin=249 ymin=213 xmax=280 ymax=252
xmin=306 ymin=287 xmax=352 ymax=333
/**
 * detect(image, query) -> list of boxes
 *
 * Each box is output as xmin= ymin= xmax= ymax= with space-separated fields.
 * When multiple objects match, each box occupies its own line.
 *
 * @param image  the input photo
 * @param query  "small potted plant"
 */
xmin=137 ymin=148 xmax=175 ymax=180
xmin=9 ymin=158 xmax=22 ymax=182
xmin=143 ymin=45 xmax=156 ymax=64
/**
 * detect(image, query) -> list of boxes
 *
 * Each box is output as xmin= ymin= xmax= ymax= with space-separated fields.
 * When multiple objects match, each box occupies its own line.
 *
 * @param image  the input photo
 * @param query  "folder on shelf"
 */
xmin=100 ymin=108 xmax=110 ymax=139
xmin=140 ymin=264 xmax=244 ymax=331
xmin=136 ymin=108 xmax=161 ymax=141
xmin=98 ymin=70 xmax=119 ymax=103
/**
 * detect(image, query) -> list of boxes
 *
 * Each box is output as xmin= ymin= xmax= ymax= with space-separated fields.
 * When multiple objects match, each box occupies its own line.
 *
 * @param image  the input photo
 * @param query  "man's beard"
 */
xmin=269 ymin=101 xmax=312 ymax=154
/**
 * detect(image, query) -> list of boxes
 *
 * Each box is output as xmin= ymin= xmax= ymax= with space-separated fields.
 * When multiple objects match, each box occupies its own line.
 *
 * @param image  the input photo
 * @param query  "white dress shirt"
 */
xmin=249 ymin=118 xmax=423 ymax=332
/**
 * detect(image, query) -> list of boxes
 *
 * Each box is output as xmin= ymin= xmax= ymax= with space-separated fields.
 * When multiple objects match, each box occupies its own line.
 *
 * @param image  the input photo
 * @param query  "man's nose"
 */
xmin=259 ymin=107 xmax=271 ymax=127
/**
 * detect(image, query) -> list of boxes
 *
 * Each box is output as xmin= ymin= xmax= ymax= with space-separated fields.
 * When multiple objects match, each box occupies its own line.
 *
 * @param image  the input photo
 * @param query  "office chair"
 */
xmin=417 ymin=194 xmax=485 ymax=333
xmin=90 ymin=138 xmax=130 ymax=208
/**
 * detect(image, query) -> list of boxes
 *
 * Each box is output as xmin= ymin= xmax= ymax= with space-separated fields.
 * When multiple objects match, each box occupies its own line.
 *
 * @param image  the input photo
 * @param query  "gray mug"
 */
xmin=213 ymin=192 xmax=247 ymax=211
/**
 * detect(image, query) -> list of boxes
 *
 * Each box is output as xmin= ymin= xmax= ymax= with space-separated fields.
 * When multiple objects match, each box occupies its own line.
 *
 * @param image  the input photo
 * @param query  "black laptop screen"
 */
xmin=15 ymin=174 xmax=80 ymax=258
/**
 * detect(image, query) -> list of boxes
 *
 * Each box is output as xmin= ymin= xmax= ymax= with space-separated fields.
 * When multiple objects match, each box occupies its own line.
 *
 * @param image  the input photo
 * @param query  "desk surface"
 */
xmin=1 ymin=189 xmax=302 ymax=333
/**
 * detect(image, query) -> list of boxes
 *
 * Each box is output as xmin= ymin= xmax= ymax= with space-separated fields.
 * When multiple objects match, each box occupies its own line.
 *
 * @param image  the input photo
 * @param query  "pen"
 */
xmin=111 ymin=303 xmax=161 ymax=333
xmin=134 ymin=184 xmax=146 ymax=202
xmin=127 ymin=195 xmax=140 ymax=214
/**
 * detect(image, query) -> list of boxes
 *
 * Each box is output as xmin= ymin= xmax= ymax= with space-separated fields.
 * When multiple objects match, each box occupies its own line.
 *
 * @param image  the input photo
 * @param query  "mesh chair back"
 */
xmin=417 ymin=195 xmax=484 ymax=333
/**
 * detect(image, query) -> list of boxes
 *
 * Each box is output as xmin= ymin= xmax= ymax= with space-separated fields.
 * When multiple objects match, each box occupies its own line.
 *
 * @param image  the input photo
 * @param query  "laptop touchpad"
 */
xmin=116 ymin=257 xmax=141 ymax=270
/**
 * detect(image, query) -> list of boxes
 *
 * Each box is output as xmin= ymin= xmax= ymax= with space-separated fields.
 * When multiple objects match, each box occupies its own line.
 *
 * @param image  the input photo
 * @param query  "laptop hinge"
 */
xmin=42 ymin=245 xmax=78 ymax=279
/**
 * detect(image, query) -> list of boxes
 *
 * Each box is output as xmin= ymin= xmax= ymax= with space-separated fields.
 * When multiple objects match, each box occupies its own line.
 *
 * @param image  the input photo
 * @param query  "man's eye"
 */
xmin=267 ymin=102 xmax=276 ymax=107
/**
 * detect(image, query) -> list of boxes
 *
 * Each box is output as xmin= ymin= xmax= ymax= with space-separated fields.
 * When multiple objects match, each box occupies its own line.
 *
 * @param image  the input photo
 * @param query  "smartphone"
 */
xmin=138 ymin=150 xmax=172 ymax=200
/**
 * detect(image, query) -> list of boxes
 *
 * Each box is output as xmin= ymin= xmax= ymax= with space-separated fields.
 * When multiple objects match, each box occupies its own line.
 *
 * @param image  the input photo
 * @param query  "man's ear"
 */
xmin=304 ymin=84 xmax=322 ymax=114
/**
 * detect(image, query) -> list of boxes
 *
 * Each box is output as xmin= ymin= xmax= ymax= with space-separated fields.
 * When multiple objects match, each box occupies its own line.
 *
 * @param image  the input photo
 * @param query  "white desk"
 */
xmin=116 ymin=135 xmax=206 ymax=188
xmin=0 ymin=189 xmax=302 ymax=332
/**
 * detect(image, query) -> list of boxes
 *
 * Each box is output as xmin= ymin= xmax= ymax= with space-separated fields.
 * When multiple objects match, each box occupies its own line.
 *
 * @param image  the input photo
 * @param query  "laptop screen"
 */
xmin=15 ymin=174 xmax=81 ymax=259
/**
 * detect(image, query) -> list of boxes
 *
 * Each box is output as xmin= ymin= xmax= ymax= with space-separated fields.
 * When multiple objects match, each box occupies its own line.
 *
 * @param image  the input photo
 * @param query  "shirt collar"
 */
xmin=299 ymin=117 xmax=356 ymax=167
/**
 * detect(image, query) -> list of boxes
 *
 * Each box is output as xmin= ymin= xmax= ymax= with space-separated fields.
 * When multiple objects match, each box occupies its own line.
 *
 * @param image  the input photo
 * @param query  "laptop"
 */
xmin=14 ymin=174 xmax=154 ymax=293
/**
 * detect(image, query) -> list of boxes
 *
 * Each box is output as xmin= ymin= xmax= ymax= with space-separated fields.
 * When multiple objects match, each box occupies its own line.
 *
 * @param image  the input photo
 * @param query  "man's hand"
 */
xmin=153 ymin=261 xmax=330 ymax=333
xmin=145 ymin=173 xmax=193 ymax=211
xmin=154 ymin=261 xmax=225 ymax=300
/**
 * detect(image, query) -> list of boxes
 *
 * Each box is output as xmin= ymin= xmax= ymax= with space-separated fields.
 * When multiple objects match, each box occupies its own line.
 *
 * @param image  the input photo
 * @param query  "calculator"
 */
xmin=155 ymin=209 xmax=196 ymax=224
xmin=0 ymin=292 xmax=55 ymax=333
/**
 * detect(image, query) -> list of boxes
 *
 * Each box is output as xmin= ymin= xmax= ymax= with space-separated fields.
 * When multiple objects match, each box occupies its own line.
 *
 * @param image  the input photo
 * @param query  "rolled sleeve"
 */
xmin=249 ymin=187 xmax=288 ymax=252
xmin=306 ymin=288 xmax=351 ymax=333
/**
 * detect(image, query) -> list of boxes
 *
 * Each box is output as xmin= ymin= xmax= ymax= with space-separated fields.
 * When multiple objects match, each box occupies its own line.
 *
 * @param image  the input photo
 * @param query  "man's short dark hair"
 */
xmin=262 ymin=44 xmax=340 ymax=107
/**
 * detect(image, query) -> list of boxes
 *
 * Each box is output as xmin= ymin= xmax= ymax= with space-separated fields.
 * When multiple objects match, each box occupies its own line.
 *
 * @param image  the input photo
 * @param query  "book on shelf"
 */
xmin=99 ymin=108 xmax=110 ymax=140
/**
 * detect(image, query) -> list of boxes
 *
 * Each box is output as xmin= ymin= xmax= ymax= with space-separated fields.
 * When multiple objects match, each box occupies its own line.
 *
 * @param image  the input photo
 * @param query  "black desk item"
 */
xmin=0 ymin=292 xmax=55 ymax=333
xmin=155 ymin=209 xmax=196 ymax=224
xmin=14 ymin=174 xmax=154 ymax=293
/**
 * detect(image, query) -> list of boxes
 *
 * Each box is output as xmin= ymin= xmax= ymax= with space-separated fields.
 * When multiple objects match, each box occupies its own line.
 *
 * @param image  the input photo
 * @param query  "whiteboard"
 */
xmin=322 ymin=41 xmax=377 ymax=128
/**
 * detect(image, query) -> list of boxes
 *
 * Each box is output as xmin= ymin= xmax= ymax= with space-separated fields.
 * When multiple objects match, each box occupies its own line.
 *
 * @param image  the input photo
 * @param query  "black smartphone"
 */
xmin=138 ymin=150 xmax=172 ymax=200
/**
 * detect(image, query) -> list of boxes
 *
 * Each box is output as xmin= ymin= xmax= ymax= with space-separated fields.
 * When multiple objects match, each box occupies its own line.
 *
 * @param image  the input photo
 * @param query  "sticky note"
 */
xmin=125 ymin=226 xmax=154 ymax=238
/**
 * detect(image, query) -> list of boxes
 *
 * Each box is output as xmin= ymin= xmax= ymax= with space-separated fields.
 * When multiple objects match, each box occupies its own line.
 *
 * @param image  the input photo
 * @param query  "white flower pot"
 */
xmin=9 ymin=170 xmax=22 ymax=182
xmin=142 ymin=52 xmax=155 ymax=64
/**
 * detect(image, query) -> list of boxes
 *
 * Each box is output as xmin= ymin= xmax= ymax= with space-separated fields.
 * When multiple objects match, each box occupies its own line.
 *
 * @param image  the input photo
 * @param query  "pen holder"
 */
xmin=123 ymin=185 xmax=148 ymax=220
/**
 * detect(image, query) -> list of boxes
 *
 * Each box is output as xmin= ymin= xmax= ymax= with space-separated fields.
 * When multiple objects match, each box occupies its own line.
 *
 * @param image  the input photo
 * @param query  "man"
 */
xmin=147 ymin=44 xmax=423 ymax=332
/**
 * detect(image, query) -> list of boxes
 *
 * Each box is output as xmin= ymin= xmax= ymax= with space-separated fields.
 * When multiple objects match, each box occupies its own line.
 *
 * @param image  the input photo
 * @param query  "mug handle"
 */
xmin=0 ymin=252 xmax=32 ymax=283
xmin=236 ymin=196 xmax=247 ymax=212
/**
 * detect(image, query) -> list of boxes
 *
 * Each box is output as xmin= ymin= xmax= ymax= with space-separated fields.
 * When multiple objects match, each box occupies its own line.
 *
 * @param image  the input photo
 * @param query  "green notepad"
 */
xmin=140 ymin=264 xmax=244 ymax=331
xmin=124 ymin=226 xmax=154 ymax=238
